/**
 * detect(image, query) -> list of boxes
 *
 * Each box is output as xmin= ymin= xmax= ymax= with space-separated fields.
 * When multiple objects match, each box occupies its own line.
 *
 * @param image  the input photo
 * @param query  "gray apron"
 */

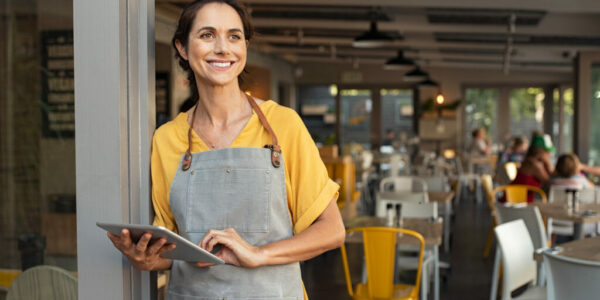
xmin=165 ymin=96 xmax=303 ymax=300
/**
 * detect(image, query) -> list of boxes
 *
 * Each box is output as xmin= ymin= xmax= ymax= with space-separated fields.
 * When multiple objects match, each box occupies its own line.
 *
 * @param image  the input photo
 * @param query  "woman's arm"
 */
xmin=581 ymin=164 xmax=600 ymax=177
xmin=197 ymin=197 xmax=345 ymax=268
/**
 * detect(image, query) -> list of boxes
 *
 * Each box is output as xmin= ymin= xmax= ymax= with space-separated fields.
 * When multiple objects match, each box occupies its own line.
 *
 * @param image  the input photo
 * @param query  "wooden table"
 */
xmin=534 ymin=236 xmax=600 ymax=263
xmin=378 ymin=191 xmax=454 ymax=252
xmin=345 ymin=216 xmax=443 ymax=300
xmin=533 ymin=202 xmax=600 ymax=239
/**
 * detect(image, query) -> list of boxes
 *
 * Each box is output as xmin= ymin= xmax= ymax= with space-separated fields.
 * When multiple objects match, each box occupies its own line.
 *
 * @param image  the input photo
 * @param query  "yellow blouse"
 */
xmin=151 ymin=100 xmax=339 ymax=235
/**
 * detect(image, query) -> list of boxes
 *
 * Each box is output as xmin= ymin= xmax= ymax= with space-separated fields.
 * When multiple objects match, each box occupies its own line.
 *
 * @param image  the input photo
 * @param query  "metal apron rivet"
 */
xmin=191 ymin=171 xmax=195 ymax=175
xmin=266 ymin=170 xmax=270 ymax=174
xmin=226 ymin=168 xmax=231 ymax=173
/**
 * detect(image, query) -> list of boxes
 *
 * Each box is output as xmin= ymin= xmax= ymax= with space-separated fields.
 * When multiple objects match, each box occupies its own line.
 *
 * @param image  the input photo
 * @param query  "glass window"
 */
xmin=380 ymin=89 xmax=413 ymax=145
xmin=465 ymin=88 xmax=499 ymax=145
xmin=1 ymin=0 xmax=76 ymax=273
xmin=340 ymin=89 xmax=371 ymax=149
xmin=297 ymin=85 xmax=337 ymax=146
xmin=552 ymin=88 xmax=574 ymax=154
xmin=509 ymin=87 xmax=545 ymax=138
xmin=590 ymin=65 xmax=600 ymax=164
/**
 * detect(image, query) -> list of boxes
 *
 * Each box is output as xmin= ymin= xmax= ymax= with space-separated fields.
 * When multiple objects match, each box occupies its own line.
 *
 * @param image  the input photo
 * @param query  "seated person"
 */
xmin=501 ymin=136 xmax=528 ymax=164
xmin=469 ymin=127 xmax=491 ymax=157
xmin=550 ymin=153 xmax=594 ymax=188
xmin=501 ymin=145 xmax=553 ymax=203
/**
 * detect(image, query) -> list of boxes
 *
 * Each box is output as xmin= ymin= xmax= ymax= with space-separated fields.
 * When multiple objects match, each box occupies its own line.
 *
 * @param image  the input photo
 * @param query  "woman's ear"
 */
xmin=175 ymin=40 xmax=188 ymax=60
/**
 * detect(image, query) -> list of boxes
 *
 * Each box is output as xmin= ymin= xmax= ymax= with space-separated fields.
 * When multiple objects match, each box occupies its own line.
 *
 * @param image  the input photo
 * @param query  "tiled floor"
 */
xmin=302 ymin=194 xmax=496 ymax=300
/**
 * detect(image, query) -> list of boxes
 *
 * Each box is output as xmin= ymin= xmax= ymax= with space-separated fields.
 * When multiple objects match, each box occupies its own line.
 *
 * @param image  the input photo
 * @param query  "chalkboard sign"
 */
xmin=41 ymin=30 xmax=74 ymax=138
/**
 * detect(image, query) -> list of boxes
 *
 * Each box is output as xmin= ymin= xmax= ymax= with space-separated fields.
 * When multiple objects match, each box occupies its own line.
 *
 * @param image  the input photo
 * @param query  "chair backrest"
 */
xmin=418 ymin=176 xmax=449 ymax=192
xmin=494 ymin=220 xmax=537 ymax=298
xmin=492 ymin=184 xmax=547 ymax=204
xmin=380 ymin=176 xmax=428 ymax=193
xmin=376 ymin=195 xmax=437 ymax=218
xmin=480 ymin=174 xmax=495 ymax=212
xmin=504 ymin=162 xmax=519 ymax=182
xmin=549 ymin=186 xmax=596 ymax=204
xmin=496 ymin=205 xmax=548 ymax=250
xmin=341 ymin=227 xmax=425 ymax=299
xmin=543 ymin=249 xmax=600 ymax=300
xmin=7 ymin=265 xmax=77 ymax=300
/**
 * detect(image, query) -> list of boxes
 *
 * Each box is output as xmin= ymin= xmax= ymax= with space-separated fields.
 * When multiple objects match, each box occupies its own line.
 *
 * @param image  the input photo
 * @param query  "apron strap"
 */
xmin=181 ymin=94 xmax=282 ymax=171
xmin=246 ymin=94 xmax=282 ymax=168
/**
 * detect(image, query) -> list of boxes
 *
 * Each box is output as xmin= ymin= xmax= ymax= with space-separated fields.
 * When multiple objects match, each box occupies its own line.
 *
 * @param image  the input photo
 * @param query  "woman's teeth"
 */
xmin=210 ymin=61 xmax=232 ymax=67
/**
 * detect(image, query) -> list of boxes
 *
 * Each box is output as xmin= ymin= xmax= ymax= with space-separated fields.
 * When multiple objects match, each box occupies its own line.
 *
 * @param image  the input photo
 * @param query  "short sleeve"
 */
xmin=281 ymin=112 xmax=339 ymax=234
xmin=151 ymin=134 xmax=179 ymax=232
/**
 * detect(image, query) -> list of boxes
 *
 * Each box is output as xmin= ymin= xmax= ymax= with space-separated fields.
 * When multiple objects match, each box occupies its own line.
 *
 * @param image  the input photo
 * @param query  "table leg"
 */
xmin=573 ymin=223 xmax=584 ymax=240
xmin=444 ymin=203 xmax=451 ymax=253
xmin=434 ymin=246 xmax=439 ymax=300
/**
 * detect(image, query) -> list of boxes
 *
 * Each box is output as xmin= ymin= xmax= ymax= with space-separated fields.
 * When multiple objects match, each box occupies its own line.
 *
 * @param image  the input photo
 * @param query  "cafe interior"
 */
xmin=2 ymin=0 xmax=600 ymax=299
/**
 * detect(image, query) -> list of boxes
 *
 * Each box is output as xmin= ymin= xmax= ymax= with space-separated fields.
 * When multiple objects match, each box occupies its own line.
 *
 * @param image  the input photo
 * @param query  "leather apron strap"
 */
xmin=181 ymin=94 xmax=281 ymax=171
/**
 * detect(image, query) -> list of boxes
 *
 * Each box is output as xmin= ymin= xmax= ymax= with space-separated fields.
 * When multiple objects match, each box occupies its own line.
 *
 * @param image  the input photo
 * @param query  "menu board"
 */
xmin=41 ymin=30 xmax=74 ymax=138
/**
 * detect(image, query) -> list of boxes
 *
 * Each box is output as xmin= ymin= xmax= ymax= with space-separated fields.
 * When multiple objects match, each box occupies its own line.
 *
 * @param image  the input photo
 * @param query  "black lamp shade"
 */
xmin=417 ymin=77 xmax=439 ymax=87
xmin=404 ymin=67 xmax=429 ymax=82
xmin=384 ymin=51 xmax=414 ymax=70
xmin=353 ymin=21 xmax=394 ymax=48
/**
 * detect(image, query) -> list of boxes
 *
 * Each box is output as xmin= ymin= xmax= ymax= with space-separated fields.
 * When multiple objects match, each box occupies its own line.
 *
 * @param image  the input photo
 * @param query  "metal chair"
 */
xmin=341 ymin=227 xmax=425 ymax=300
xmin=7 ymin=265 xmax=77 ymax=300
xmin=379 ymin=176 xmax=428 ymax=193
xmin=543 ymin=249 xmax=600 ymax=300
xmin=491 ymin=220 xmax=546 ymax=300
xmin=547 ymin=186 xmax=598 ymax=238
xmin=481 ymin=174 xmax=497 ymax=259
xmin=492 ymin=184 xmax=547 ymax=204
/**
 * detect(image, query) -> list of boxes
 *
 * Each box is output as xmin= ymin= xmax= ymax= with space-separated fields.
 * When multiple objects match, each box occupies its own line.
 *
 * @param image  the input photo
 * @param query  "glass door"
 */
xmin=340 ymin=89 xmax=372 ymax=150
xmin=509 ymin=87 xmax=545 ymax=138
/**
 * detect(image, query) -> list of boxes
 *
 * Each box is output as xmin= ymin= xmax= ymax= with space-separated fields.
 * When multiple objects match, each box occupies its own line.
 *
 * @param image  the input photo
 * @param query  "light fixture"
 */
xmin=417 ymin=77 xmax=439 ymax=87
xmin=435 ymin=92 xmax=445 ymax=104
xmin=403 ymin=66 xmax=428 ymax=82
xmin=383 ymin=50 xmax=414 ymax=70
xmin=353 ymin=20 xmax=393 ymax=48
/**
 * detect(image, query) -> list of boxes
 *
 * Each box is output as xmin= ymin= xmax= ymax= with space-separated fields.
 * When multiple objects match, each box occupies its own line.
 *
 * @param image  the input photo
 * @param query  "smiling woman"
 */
xmin=105 ymin=1 xmax=345 ymax=299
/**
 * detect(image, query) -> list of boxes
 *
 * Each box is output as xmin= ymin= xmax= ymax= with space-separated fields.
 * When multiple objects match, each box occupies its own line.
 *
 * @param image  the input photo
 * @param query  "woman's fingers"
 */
xmin=146 ymin=238 xmax=167 ymax=255
xmin=135 ymin=233 xmax=152 ymax=254
xmin=157 ymin=243 xmax=176 ymax=255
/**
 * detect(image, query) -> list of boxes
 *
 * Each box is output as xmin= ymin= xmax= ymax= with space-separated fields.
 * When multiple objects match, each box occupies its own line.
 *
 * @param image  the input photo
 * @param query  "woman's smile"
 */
xmin=206 ymin=59 xmax=236 ymax=71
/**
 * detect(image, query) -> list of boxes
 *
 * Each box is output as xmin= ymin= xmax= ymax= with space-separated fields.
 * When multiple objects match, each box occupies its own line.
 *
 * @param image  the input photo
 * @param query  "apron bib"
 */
xmin=165 ymin=97 xmax=303 ymax=300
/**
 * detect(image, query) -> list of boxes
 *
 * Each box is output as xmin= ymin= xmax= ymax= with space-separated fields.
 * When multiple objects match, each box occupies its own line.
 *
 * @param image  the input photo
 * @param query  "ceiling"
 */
xmin=156 ymin=0 xmax=600 ymax=73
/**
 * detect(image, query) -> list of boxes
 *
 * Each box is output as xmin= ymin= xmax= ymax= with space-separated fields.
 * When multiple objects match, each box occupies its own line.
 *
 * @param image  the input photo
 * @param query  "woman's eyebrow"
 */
xmin=195 ymin=27 xmax=243 ymax=34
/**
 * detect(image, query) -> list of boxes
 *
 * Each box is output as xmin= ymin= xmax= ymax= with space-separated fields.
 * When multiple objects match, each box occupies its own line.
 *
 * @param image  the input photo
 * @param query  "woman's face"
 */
xmin=178 ymin=3 xmax=247 ymax=87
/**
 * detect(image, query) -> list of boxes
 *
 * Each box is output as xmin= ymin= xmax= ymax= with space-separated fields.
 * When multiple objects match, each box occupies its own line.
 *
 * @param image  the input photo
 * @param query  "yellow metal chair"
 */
xmin=341 ymin=227 xmax=425 ymax=300
xmin=491 ymin=184 xmax=547 ymax=204
xmin=481 ymin=174 xmax=497 ymax=259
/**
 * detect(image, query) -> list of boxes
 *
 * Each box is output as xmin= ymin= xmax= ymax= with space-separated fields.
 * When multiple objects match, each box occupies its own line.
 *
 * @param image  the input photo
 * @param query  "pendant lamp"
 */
xmin=383 ymin=50 xmax=414 ymax=70
xmin=403 ymin=66 xmax=428 ymax=82
xmin=417 ymin=77 xmax=439 ymax=87
xmin=353 ymin=21 xmax=393 ymax=48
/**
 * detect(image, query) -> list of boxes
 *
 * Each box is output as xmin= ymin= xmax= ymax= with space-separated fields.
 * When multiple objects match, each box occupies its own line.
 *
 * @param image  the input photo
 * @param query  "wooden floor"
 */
xmin=302 ymin=193 xmax=496 ymax=300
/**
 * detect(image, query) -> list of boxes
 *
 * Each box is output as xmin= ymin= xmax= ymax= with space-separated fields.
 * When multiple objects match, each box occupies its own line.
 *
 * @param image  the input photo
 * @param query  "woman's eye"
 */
xmin=230 ymin=34 xmax=241 ymax=40
xmin=200 ymin=32 xmax=214 ymax=39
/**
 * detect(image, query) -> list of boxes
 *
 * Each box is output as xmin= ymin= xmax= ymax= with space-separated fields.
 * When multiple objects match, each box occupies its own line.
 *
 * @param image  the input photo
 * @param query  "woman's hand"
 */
xmin=107 ymin=229 xmax=175 ymax=271
xmin=196 ymin=228 xmax=264 ymax=268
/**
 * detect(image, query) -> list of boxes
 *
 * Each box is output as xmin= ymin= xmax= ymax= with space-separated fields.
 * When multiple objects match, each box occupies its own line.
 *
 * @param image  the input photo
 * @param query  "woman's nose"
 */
xmin=213 ymin=36 xmax=229 ymax=54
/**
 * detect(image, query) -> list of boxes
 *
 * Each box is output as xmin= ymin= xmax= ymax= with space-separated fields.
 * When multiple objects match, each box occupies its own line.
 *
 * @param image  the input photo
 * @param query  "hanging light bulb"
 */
xmin=435 ymin=92 xmax=445 ymax=104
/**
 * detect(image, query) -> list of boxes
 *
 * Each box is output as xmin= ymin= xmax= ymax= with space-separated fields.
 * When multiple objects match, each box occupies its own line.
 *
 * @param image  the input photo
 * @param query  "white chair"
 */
xmin=379 ymin=176 xmax=428 ymax=193
xmin=393 ymin=201 xmax=439 ymax=300
xmin=547 ymin=186 xmax=598 ymax=238
xmin=453 ymin=156 xmax=483 ymax=204
xmin=491 ymin=220 xmax=546 ymax=300
xmin=543 ymin=249 xmax=600 ymax=300
xmin=7 ymin=265 xmax=77 ymax=300
xmin=495 ymin=205 xmax=548 ymax=286
xmin=375 ymin=191 xmax=430 ymax=218
xmin=418 ymin=176 xmax=450 ymax=192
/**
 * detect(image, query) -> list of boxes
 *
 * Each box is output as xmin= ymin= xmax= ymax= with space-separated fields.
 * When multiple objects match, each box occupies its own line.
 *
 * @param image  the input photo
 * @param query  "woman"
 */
xmin=469 ymin=127 xmax=492 ymax=157
xmin=508 ymin=145 xmax=553 ymax=202
xmin=107 ymin=1 xmax=345 ymax=299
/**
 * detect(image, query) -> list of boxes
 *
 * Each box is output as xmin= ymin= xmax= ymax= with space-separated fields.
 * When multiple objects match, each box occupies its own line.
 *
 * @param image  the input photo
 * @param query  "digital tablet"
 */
xmin=97 ymin=222 xmax=224 ymax=264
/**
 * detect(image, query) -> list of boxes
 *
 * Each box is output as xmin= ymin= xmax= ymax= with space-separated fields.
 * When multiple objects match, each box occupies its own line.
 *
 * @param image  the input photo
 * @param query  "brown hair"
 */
xmin=555 ymin=153 xmax=580 ymax=178
xmin=172 ymin=0 xmax=253 ymax=102
xmin=525 ymin=145 xmax=548 ymax=160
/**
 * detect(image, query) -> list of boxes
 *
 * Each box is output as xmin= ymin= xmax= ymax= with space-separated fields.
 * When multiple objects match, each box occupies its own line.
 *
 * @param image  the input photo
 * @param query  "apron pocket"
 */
xmin=186 ymin=168 xmax=271 ymax=233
